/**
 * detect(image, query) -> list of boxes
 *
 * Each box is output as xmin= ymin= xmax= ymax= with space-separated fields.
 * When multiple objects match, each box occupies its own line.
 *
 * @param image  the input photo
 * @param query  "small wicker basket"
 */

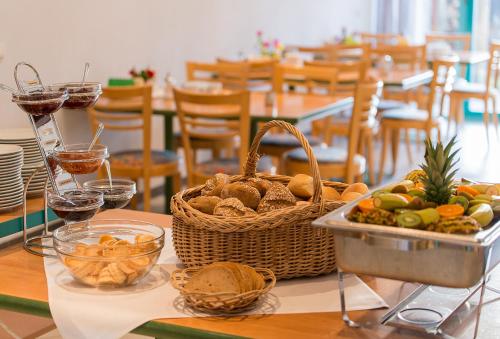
xmin=171 ymin=120 xmax=349 ymax=280
xmin=171 ymin=267 xmax=276 ymax=313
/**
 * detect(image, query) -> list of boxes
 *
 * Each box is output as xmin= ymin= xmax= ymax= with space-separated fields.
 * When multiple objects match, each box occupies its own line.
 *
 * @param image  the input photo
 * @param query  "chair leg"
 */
xmin=366 ymin=134 xmax=375 ymax=186
xmin=390 ymin=128 xmax=400 ymax=176
xmin=378 ymin=125 xmax=390 ymax=184
xmin=448 ymin=95 xmax=456 ymax=138
xmin=483 ymin=98 xmax=490 ymax=143
xmin=404 ymin=129 xmax=412 ymax=165
xmin=143 ymin=175 xmax=151 ymax=212
xmin=492 ymin=96 xmax=499 ymax=138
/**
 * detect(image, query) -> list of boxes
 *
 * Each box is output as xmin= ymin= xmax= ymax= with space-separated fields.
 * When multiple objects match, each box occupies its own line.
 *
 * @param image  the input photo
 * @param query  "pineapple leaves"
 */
xmin=419 ymin=137 xmax=460 ymax=205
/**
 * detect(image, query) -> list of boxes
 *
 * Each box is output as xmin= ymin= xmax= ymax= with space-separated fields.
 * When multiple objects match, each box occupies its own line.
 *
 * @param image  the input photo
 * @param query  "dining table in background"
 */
xmin=0 ymin=208 xmax=497 ymax=339
xmin=95 ymin=92 xmax=353 ymax=212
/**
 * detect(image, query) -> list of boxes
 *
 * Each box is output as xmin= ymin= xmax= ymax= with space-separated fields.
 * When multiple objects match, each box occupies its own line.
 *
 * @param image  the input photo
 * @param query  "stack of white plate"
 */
xmin=0 ymin=128 xmax=48 ymax=197
xmin=0 ymin=145 xmax=24 ymax=211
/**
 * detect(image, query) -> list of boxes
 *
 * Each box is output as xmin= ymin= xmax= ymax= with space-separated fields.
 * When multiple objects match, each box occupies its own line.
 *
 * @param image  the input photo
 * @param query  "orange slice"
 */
xmin=358 ymin=198 xmax=375 ymax=213
xmin=436 ymin=204 xmax=465 ymax=218
xmin=456 ymin=185 xmax=480 ymax=197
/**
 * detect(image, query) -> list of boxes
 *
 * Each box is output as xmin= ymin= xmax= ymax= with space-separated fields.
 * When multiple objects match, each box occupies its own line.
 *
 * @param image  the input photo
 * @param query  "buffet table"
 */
xmin=1 ymin=208 xmax=497 ymax=338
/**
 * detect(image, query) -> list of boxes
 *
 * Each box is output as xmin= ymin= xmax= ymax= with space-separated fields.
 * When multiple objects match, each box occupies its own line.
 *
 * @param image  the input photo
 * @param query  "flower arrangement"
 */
xmin=256 ymin=31 xmax=285 ymax=59
xmin=129 ymin=67 xmax=156 ymax=82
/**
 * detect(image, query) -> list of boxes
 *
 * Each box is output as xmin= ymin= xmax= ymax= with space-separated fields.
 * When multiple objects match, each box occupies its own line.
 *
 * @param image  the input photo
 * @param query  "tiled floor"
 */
xmin=0 ymin=121 xmax=498 ymax=338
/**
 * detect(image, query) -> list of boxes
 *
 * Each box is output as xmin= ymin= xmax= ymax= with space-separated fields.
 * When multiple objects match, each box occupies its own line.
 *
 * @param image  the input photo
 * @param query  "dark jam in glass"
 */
xmin=50 ymin=198 xmax=101 ymax=222
xmin=102 ymin=188 xmax=133 ymax=209
xmin=13 ymin=92 xmax=66 ymax=116
xmin=63 ymin=88 xmax=100 ymax=109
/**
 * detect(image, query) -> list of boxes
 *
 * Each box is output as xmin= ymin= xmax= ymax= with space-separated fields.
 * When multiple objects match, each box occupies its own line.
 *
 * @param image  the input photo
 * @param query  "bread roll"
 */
xmin=213 ymin=198 xmax=257 ymax=217
xmin=287 ymin=174 xmax=314 ymax=198
xmin=341 ymin=191 xmax=363 ymax=202
xmin=246 ymin=178 xmax=272 ymax=197
xmin=221 ymin=182 xmax=261 ymax=209
xmin=343 ymin=182 xmax=369 ymax=195
xmin=257 ymin=182 xmax=296 ymax=213
xmin=201 ymin=173 xmax=229 ymax=196
xmin=188 ymin=196 xmax=222 ymax=214
xmin=322 ymin=186 xmax=341 ymax=201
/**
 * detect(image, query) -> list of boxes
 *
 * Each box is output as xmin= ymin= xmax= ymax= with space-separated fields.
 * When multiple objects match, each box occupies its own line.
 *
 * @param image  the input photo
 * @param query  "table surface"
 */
xmin=96 ymin=92 xmax=353 ymax=121
xmin=1 ymin=208 xmax=496 ymax=338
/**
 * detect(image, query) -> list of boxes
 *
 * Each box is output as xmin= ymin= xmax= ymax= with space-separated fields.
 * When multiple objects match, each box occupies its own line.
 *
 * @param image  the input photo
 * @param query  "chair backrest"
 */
xmin=370 ymin=44 xmax=427 ymax=70
xmin=427 ymin=57 xmax=457 ymax=121
xmin=325 ymin=43 xmax=371 ymax=62
xmin=294 ymin=45 xmax=332 ymax=60
xmin=426 ymin=33 xmax=471 ymax=51
xmin=485 ymin=42 xmax=500 ymax=97
xmin=303 ymin=60 xmax=369 ymax=96
xmin=173 ymin=88 xmax=250 ymax=186
xmin=87 ymin=86 xmax=153 ymax=169
xmin=185 ymin=61 xmax=250 ymax=90
xmin=216 ymin=58 xmax=276 ymax=88
xmin=273 ymin=64 xmax=339 ymax=95
xmin=360 ymin=33 xmax=403 ymax=47
xmin=345 ymin=79 xmax=383 ymax=182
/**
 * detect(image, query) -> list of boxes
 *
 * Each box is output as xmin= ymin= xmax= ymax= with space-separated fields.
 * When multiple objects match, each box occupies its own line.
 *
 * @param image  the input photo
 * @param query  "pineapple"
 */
xmin=405 ymin=169 xmax=427 ymax=184
xmin=420 ymin=136 xmax=459 ymax=205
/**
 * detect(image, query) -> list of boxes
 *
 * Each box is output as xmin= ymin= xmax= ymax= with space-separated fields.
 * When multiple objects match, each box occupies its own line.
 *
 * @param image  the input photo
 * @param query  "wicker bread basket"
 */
xmin=171 ymin=120 xmax=349 ymax=279
xmin=171 ymin=267 xmax=276 ymax=313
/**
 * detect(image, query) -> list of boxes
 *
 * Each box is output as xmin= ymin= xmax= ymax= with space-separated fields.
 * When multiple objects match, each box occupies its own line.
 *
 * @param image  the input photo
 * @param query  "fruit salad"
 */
xmin=348 ymin=137 xmax=499 ymax=234
xmin=348 ymin=174 xmax=499 ymax=234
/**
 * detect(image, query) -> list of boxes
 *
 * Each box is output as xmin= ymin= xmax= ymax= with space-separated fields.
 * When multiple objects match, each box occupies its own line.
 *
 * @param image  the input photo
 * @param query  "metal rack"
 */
xmin=12 ymin=62 xmax=87 ymax=257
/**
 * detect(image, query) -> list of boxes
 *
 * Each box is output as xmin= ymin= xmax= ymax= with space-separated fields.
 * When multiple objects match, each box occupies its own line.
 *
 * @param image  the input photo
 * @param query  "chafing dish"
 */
xmin=312 ymin=194 xmax=500 ymax=288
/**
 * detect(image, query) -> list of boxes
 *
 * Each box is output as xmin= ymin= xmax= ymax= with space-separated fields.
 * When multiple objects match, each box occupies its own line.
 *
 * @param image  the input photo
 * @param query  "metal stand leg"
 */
xmin=338 ymin=268 xmax=360 ymax=328
xmin=473 ymin=277 xmax=488 ymax=339
xmin=22 ymin=165 xmax=56 ymax=258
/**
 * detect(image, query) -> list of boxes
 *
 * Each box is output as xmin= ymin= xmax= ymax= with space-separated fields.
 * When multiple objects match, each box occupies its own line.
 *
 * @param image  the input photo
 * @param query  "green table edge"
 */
xmin=0 ymin=208 xmax=57 ymax=238
xmin=0 ymin=294 xmax=246 ymax=339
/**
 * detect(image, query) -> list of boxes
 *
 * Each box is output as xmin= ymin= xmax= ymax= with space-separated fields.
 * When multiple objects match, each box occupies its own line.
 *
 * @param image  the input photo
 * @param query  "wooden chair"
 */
xmin=294 ymin=45 xmax=332 ymax=60
xmin=272 ymin=64 xmax=339 ymax=95
xmin=179 ymin=61 xmax=250 ymax=161
xmin=303 ymin=60 xmax=378 ymax=184
xmin=378 ymin=58 xmax=457 ymax=183
xmin=283 ymin=79 xmax=383 ymax=184
xmin=360 ymin=33 xmax=404 ymax=47
xmin=325 ymin=43 xmax=371 ymax=62
xmin=87 ymin=86 xmax=180 ymax=212
xmin=370 ymin=44 xmax=427 ymax=107
xmin=255 ymin=65 xmax=337 ymax=171
xmin=216 ymin=58 xmax=276 ymax=90
xmin=173 ymin=88 xmax=257 ymax=187
xmin=185 ymin=61 xmax=250 ymax=90
xmin=449 ymin=42 xmax=500 ymax=139
xmin=370 ymin=44 xmax=427 ymax=71
xmin=426 ymin=33 xmax=470 ymax=78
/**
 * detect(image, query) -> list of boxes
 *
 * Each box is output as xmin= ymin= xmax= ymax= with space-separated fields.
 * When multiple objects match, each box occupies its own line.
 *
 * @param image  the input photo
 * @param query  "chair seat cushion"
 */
xmin=377 ymin=99 xmax=410 ymax=111
xmin=110 ymin=150 xmax=177 ymax=167
xmin=453 ymin=81 xmax=498 ymax=94
xmin=285 ymin=146 xmax=366 ymax=167
xmin=195 ymin=156 xmax=273 ymax=176
xmin=382 ymin=108 xmax=433 ymax=121
xmin=260 ymin=133 xmax=322 ymax=147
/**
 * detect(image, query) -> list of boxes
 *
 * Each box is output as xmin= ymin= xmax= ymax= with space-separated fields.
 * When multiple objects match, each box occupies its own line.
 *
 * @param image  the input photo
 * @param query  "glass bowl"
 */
xmin=52 ymin=219 xmax=165 ymax=287
xmin=48 ymin=189 xmax=103 ymax=223
xmin=48 ymin=82 xmax=102 ymax=109
xmin=52 ymin=143 xmax=108 ymax=174
xmin=12 ymin=90 xmax=69 ymax=116
xmin=83 ymin=179 xmax=136 ymax=210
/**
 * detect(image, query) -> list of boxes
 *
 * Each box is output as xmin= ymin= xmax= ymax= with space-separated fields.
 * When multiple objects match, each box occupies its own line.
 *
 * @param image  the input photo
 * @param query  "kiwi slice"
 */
xmin=396 ymin=212 xmax=423 ymax=229
xmin=449 ymin=195 xmax=469 ymax=210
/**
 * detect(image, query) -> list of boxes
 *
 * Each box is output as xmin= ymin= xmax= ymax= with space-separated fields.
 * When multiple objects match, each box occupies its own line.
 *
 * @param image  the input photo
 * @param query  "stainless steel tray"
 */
xmin=312 ymin=194 xmax=500 ymax=288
